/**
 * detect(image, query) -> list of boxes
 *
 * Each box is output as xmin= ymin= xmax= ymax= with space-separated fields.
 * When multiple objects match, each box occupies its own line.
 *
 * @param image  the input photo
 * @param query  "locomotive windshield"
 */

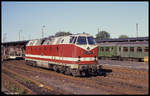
xmin=77 ymin=36 xmax=87 ymax=45
xmin=88 ymin=37 xmax=95 ymax=45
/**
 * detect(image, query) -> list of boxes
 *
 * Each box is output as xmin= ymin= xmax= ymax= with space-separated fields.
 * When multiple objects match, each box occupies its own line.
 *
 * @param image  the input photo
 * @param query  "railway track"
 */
xmin=2 ymin=73 xmax=34 ymax=94
xmin=2 ymin=60 xmax=148 ymax=94
xmin=2 ymin=66 xmax=68 ymax=94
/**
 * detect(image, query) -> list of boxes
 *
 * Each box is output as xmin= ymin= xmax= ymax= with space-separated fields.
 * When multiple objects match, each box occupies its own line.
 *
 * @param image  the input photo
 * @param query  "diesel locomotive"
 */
xmin=25 ymin=33 xmax=103 ymax=76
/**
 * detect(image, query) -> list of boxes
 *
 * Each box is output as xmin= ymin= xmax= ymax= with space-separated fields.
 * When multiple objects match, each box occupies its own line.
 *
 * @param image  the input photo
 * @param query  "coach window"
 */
xmin=123 ymin=47 xmax=128 ymax=52
xmin=137 ymin=47 xmax=142 ymax=52
xmin=130 ymin=47 xmax=134 ymax=52
xmin=144 ymin=47 xmax=148 ymax=52
xmin=100 ymin=47 xmax=104 ymax=52
xmin=119 ymin=47 xmax=121 ymax=52
xmin=106 ymin=47 xmax=110 ymax=52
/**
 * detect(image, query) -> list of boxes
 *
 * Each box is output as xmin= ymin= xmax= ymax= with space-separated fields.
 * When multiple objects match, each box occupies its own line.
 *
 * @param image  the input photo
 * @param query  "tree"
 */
xmin=119 ymin=35 xmax=129 ymax=38
xmin=55 ymin=32 xmax=72 ymax=37
xmin=96 ymin=31 xmax=110 ymax=39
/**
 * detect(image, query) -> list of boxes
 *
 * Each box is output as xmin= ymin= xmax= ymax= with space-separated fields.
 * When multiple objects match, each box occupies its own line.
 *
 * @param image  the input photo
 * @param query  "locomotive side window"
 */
xmin=130 ymin=47 xmax=134 ymax=52
xmin=123 ymin=47 xmax=128 ymax=52
xmin=70 ymin=36 xmax=75 ymax=43
xmin=144 ymin=47 xmax=148 ymax=52
xmin=77 ymin=36 xmax=87 ymax=45
xmin=88 ymin=37 xmax=95 ymax=45
xmin=61 ymin=39 xmax=64 ymax=43
xmin=137 ymin=47 xmax=142 ymax=52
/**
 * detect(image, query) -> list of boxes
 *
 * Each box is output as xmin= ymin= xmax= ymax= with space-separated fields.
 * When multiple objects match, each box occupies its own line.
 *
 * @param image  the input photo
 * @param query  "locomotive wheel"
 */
xmin=64 ymin=67 xmax=71 ymax=75
xmin=32 ymin=62 xmax=37 ymax=67
xmin=71 ymin=69 xmax=81 ymax=77
xmin=53 ymin=65 xmax=59 ymax=72
xmin=59 ymin=67 xmax=65 ymax=74
xmin=81 ymin=71 xmax=86 ymax=77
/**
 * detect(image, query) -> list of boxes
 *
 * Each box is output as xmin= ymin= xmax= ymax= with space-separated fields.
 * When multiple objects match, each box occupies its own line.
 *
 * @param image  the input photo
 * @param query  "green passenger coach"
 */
xmin=98 ymin=41 xmax=148 ymax=61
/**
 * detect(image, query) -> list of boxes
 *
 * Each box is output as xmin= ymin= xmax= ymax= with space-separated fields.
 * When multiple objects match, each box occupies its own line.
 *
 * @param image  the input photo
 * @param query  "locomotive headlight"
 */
xmin=78 ymin=56 xmax=81 ymax=62
xmin=94 ymin=56 xmax=97 ymax=61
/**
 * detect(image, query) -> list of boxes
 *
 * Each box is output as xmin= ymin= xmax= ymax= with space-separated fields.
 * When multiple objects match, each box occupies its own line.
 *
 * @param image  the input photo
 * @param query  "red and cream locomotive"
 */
xmin=25 ymin=33 xmax=103 ymax=76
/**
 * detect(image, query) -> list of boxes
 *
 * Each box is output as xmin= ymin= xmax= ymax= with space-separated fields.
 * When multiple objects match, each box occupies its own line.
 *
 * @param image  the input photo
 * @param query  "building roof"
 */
xmin=96 ymin=37 xmax=149 ymax=43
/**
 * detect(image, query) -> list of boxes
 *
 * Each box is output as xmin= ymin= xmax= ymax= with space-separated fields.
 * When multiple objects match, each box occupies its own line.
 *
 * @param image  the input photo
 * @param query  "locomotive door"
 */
xmin=59 ymin=39 xmax=64 ymax=63
xmin=60 ymin=45 xmax=64 ymax=63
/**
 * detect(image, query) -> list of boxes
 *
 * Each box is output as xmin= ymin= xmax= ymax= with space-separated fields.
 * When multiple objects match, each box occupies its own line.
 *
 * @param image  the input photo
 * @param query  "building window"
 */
xmin=100 ymin=47 xmax=104 ymax=52
xmin=130 ymin=47 xmax=134 ymax=52
xmin=123 ymin=47 xmax=128 ymax=52
xmin=144 ymin=47 xmax=148 ymax=52
xmin=137 ymin=47 xmax=142 ymax=52
xmin=105 ymin=47 xmax=110 ymax=52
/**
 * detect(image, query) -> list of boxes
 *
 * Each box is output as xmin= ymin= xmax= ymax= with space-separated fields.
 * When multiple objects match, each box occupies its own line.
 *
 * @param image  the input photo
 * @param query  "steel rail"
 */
xmin=3 ymin=60 xmax=145 ymax=94
xmin=2 ymin=66 xmax=54 ymax=92
xmin=2 ymin=73 xmax=35 ymax=94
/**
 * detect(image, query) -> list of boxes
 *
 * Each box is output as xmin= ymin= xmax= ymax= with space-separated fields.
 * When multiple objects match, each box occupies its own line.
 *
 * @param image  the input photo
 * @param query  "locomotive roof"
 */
xmin=26 ymin=33 xmax=93 ymax=46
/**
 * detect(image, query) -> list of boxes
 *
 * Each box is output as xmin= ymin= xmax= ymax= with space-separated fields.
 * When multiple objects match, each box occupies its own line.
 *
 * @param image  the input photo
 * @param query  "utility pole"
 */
xmin=19 ymin=29 xmax=22 ymax=41
xmin=41 ymin=25 xmax=45 ymax=38
xmin=3 ymin=33 xmax=7 ymax=42
xmin=98 ymin=28 xmax=99 ymax=33
xmin=136 ymin=23 xmax=138 ymax=38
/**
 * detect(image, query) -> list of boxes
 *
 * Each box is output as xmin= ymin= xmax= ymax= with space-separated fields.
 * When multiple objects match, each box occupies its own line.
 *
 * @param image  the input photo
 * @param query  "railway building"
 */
xmin=1 ymin=40 xmax=29 ymax=61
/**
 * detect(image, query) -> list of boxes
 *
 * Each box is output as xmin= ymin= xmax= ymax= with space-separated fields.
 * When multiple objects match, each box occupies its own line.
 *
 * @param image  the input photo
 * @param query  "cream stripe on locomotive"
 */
xmin=25 ymin=54 xmax=97 ymax=61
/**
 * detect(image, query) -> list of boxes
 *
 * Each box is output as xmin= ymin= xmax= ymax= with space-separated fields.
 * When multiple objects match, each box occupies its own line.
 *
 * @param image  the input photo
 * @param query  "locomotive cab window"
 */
xmin=87 ymin=37 xmax=95 ymax=45
xmin=77 ymin=36 xmax=87 ymax=45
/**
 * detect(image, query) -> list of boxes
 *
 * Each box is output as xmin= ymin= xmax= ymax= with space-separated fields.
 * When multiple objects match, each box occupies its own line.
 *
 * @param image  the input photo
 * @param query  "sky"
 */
xmin=2 ymin=1 xmax=149 ymax=42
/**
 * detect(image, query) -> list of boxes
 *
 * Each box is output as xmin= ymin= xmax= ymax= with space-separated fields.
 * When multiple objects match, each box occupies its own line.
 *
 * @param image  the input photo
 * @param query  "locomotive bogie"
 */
xmin=25 ymin=59 xmax=102 ymax=76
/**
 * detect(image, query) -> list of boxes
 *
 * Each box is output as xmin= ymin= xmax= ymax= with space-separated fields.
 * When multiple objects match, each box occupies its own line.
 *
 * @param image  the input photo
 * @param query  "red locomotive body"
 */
xmin=25 ymin=33 xmax=102 ymax=76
